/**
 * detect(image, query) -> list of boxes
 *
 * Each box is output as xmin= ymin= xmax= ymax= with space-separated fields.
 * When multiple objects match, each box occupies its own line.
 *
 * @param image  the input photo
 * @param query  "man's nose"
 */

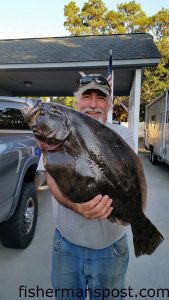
xmin=89 ymin=96 xmax=97 ymax=108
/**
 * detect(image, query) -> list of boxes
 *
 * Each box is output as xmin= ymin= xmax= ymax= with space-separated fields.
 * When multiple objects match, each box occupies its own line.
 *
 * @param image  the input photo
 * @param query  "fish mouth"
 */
xmin=33 ymin=127 xmax=57 ymax=139
xmin=33 ymin=128 xmax=65 ymax=151
xmin=35 ymin=136 xmax=64 ymax=151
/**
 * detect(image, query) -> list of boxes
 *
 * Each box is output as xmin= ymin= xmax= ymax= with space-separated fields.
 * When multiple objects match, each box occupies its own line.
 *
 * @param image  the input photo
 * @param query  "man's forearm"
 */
xmin=46 ymin=172 xmax=75 ymax=210
xmin=46 ymin=172 xmax=113 ymax=219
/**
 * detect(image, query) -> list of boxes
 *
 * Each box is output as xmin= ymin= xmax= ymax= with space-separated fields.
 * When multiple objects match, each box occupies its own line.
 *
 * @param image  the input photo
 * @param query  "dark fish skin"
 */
xmin=22 ymin=102 xmax=164 ymax=257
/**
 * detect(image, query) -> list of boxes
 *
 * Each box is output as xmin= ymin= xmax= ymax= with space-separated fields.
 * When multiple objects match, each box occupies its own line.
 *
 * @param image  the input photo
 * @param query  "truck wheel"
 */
xmin=0 ymin=182 xmax=38 ymax=248
xmin=149 ymin=149 xmax=158 ymax=165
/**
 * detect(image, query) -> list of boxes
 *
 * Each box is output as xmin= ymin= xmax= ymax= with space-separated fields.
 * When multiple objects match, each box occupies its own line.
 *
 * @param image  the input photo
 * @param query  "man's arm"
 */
xmin=47 ymin=172 xmax=113 ymax=220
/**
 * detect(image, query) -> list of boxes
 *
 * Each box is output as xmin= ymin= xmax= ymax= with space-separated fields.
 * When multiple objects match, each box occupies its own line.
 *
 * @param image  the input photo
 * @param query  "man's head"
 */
xmin=74 ymin=74 xmax=111 ymax=124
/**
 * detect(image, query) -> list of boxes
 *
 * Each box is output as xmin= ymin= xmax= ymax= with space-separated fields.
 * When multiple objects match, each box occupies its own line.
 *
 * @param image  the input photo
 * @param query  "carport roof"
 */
xmin=0 ymin=33 xmax=161 ymax=64
xmin=0 ymin=33 xmax=161 ymax=96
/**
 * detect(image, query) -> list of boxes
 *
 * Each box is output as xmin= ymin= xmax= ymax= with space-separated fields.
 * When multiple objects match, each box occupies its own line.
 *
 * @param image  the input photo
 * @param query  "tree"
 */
xmin=141 ymin=9 xmax=169 ymax=113
xmin=150 ymin=8 xmax=169 ymax=39
xmin=64 ymin=0 xmax=150 ymax=35
xmin=64 ymin=0 xmax=108 ymax=35
xmin=110 ymin=2 xmax=150 ymax=33
xmin=141 ymin=37 xmax=169 ymax=104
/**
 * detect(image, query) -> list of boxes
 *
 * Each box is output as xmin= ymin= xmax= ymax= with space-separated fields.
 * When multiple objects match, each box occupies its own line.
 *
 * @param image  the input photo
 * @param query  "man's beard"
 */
xmin=82 ymin=108 xmax=104 ymax=124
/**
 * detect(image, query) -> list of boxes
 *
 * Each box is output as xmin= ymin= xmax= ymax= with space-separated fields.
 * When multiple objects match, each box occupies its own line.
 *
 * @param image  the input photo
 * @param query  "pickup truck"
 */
xmin=0 ymin=96 xmax=42 ymax=248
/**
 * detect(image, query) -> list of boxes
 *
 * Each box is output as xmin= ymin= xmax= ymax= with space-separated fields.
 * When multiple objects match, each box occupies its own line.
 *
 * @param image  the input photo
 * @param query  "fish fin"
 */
xmin=131 ymin=214 xmax=164 ymax=257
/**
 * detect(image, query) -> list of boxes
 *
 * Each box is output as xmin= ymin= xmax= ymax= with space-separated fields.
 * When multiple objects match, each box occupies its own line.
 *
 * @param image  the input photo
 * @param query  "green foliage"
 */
xmin=150 ymin=9 xmax=169 ymax=39
xmin=140 ymin=9 xmax=169 ymax=119
xmin=113 ymin=97 xmax=128 ymax=121
xmin=64 ymin=0 xmax=150 ymax=35
xmin=64 ymin=2 xmax=82 ymax=36
xmin=141 ymin=38 xmax=169 ymax=98
xmin=64 ymin=0 xmax=169 ymax=119
xmin=116 ymin=2 xmax=150 ymax=33
xmin=52 ymin=96 xmax=76 ymax=109
xmin=64 ymin=0 xmax=108 ymax=35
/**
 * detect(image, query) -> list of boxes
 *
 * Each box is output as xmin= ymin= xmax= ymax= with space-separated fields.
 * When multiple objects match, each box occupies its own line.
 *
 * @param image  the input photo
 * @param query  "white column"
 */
xmin=128 ymin=69 xmax=142 ymax=153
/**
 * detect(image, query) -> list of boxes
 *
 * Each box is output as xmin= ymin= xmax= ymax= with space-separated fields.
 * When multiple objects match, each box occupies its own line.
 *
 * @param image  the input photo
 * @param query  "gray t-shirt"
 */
xmin=38 ymin=122 xmax=134 ymax=249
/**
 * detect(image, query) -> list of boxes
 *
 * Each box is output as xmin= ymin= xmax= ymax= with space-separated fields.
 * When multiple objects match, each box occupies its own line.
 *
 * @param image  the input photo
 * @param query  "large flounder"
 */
xmin=22 ymin=100 xmax=164 ymax=257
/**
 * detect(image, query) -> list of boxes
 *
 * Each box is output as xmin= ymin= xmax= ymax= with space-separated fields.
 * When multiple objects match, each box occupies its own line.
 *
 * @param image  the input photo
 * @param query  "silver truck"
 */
xmin=144 ymin=90 xmax=169 ymax=165
xmin=0 ymin=96 xmax=42 ymax=248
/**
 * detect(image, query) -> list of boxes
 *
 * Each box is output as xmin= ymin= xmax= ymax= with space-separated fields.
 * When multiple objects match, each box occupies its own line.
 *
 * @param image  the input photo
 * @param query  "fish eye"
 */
xmin=48 ymin=109 xmax=63 ymax=117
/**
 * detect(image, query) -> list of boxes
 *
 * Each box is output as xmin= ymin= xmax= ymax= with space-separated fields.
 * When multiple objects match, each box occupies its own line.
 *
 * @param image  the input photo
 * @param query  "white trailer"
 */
xmin=144 ymin=90 xmax=169 ymax=165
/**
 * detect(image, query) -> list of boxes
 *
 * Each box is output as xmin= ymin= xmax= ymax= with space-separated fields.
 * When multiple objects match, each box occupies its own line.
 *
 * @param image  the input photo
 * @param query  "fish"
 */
xmin=22 ymin=100 xmax=164 ymax=257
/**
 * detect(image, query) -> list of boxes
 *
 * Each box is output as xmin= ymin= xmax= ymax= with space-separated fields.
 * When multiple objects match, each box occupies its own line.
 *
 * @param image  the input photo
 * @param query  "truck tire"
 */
xmin=149 ymin=149 xmax=158 ymax=165
xmin=0 ymin=182 xmax=38 ymax=248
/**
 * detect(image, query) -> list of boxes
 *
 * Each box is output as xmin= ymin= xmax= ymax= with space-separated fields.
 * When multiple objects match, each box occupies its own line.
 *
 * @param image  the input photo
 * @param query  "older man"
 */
xmin=38 ymin=74 xmax=134 ymax=300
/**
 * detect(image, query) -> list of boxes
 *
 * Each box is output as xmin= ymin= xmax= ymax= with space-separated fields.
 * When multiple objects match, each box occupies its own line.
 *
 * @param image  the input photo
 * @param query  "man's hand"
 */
xmin=70 ymin=195 xmax=113 ymax=219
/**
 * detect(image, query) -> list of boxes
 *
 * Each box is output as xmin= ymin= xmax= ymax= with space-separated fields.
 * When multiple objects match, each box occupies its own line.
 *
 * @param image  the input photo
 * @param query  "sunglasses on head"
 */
xmin=79 ymin=75 xmax=110 ymax=88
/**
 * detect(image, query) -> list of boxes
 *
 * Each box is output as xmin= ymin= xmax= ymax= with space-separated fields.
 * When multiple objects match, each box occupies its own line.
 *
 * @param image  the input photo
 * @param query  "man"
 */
xmin=38 ymin=74 xmax=134 ymax=300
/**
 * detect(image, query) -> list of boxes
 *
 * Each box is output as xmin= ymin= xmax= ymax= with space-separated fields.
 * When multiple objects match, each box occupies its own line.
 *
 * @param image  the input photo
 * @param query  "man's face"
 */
xmin=77 ymin=89 xmax=110 ymax=124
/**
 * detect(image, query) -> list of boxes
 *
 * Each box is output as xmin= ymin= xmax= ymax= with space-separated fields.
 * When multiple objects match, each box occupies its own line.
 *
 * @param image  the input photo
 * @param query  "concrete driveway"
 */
xmin=0 ymin=148 xmax=169 ymax=300
xmin=0 ymin=185 xmax=55 ymax=300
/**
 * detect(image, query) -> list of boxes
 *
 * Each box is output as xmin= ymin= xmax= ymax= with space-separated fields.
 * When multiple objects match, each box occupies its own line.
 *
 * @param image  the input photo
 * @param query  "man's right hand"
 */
xmin=70 ymin=195 xmax=113 ymax=220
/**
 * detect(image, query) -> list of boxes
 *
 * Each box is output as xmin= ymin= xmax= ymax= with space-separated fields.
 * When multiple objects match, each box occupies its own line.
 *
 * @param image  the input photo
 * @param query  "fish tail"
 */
xmin=131 ymin=213 xmax=164 ymax=257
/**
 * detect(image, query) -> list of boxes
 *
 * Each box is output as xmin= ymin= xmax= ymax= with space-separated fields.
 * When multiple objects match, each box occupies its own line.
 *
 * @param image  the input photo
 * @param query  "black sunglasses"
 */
xmin=79 ymin=75 xmax=110 ymax=88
